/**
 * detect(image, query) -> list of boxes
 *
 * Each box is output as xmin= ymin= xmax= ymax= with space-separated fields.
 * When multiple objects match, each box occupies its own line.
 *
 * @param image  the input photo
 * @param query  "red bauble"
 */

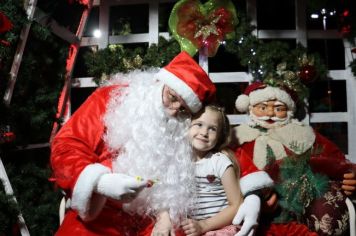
xmin=299 ymin=65 xmax=317 ymax=84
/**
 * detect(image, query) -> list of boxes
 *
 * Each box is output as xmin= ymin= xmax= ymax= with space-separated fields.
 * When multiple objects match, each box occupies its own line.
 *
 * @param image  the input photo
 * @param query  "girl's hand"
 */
xmin=151 ymin=211 xmax=175 ymax=236
xmin=181 ymin=218 xmax=205 ymax=236
xmin=342 ymin=172 xmax=356 ymax=196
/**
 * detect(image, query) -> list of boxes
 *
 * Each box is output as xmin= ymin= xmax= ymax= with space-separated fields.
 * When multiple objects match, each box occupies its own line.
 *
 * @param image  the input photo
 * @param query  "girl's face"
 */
xmin=188 ymin=108 xmax=220 ymax=157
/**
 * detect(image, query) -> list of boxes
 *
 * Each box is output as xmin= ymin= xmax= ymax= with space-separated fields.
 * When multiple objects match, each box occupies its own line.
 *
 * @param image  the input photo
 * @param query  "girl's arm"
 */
xmin=151 ymin=210 xmax=175 ymax=236
xmin=183 ymin=166 xmax=242 ymax=235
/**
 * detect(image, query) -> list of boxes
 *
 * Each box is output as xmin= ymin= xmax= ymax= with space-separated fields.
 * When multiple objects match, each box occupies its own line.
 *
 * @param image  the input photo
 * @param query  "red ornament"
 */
xmin=298 ymin=65 xmax=317 ymax=84
xmin=0 ymin=39 xmax=10 ymax=47
xmin=0 ymin=131 xmax=15 ymax=143
xmin=0 ymin=11 xmax=13 ymax=34
xmin=351 ymin=48 xmax=356 ymax=54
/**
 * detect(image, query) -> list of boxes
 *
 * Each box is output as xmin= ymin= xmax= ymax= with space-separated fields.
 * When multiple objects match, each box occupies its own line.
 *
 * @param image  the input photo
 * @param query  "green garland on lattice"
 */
xmin=84 ymin=37 xmax=181 ymax=84
xmin=85 ymin=13 xmax=330 ymax=86
xmin=224 ymin=14 xmax=328 ymax=82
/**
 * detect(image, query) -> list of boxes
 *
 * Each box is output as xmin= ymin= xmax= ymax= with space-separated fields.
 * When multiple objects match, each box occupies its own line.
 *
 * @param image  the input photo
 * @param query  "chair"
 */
xmin=346 ymin=197 xmax=356 ymax=236
xmin=59 ymin=197 xmax=71 ymax=225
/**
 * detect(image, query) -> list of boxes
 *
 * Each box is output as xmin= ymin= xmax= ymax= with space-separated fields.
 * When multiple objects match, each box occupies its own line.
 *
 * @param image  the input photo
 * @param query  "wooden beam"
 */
xmin=33 ymin=7 xmax=79 ymax=44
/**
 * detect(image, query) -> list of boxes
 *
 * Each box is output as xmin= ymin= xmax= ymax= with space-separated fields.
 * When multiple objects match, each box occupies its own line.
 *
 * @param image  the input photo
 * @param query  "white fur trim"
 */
xmin=235 ymin=122 xmax=316 ymax=169
xmin=234 ymin=124 xmax=260 ymax=145
xmin=249 ymin=86 xmax=295 ymax=111
xmin=71 ymin=163 xmax=110 ymax=221
xmin=154 ymin=68 xmax=201 ymax=113
xmin=269 ymin=121 xmax=315 ymax=154
xmin=240 ymin=171 xmax=274 ymax=196
xmin=253 ymin=137 xmax=287 ymax=169
xmin=235 ymin=94 xmax=250 ymax=113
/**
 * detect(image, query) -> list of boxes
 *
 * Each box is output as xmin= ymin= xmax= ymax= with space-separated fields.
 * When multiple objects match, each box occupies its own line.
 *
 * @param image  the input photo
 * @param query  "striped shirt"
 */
xmin=190 ymin=152 xmax=233 ymax=220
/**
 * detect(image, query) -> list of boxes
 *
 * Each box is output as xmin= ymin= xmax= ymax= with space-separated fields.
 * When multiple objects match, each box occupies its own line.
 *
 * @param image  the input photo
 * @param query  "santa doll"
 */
xmin=232 ymin=70 xmax=356 ymax=235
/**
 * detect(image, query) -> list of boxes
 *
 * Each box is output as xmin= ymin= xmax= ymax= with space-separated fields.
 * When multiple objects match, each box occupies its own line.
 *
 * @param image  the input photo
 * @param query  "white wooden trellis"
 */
xmin=75 ymin=0 xmax=356 ymax=162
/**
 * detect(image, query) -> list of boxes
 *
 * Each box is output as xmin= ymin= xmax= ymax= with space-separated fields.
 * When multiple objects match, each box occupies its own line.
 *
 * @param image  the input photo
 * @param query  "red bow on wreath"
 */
xmin=169 ymin=0 xmax=238 ymax=57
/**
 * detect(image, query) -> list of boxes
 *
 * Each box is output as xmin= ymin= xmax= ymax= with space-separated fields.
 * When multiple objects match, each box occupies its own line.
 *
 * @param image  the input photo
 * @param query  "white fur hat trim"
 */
xmin=235 ymin=94 xmax=250 ymax=113
xmin=249 ymin=86 xmax=295 ymax=111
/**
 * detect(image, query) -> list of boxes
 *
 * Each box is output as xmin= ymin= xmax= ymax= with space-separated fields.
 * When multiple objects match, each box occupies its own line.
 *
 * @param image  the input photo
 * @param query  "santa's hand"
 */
xmin=95 ymin=173 xmax=147 ymax=202
xmin=233 ymin=194 xmax=260 ymax=236
xmin=342 ymin=172 xmax=356 ymax=196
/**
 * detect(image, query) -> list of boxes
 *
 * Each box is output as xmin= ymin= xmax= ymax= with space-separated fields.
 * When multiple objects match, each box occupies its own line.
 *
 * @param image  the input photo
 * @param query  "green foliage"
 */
xmin=1 ymin=148 xmax=62 ymax=235
xmin=0 ymin=22 xmax=68 ymax=145
xmin=0 ymin=180 xmax=20 ymax=235
xmin=0 ymin=1 xmax=28 ymax=78
xmin=225 ymin=14 xmax=328 ymax=82
xmin=274 ymin=149 xmax=329 ymax=223
xmin=84 ymin=37 xmax=181 ymax=85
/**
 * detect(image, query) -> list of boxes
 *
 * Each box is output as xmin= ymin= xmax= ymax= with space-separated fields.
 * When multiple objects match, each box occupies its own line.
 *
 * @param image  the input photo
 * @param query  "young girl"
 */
xmin=181 ymin=104 xmax=243 ymax=235
xmin=151 ymin=105 xmax=243 ymax=236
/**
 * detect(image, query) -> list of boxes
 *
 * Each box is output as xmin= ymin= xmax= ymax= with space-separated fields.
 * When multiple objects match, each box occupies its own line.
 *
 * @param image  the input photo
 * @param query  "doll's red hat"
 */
xmin=155 ymin=51 xmax=216 ymax=113
xmin=235 ymin=81 xmax=296 ymax=113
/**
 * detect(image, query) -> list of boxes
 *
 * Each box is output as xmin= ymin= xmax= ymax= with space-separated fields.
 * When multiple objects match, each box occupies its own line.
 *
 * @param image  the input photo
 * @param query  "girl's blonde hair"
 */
xmin=192 ymin=104 xmax=240 ymax=178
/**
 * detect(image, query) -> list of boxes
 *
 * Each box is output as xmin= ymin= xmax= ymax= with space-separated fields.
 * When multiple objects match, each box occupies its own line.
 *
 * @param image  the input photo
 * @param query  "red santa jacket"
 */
xmin=51 ymin=85 xmax=154 ymax=236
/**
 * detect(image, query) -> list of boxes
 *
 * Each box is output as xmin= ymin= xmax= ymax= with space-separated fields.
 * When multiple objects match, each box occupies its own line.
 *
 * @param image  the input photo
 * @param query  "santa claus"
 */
xmin=50 ymin=51 xmax=217 ymax=235
xmin=232 ymin=79 xmax=356 ymax=235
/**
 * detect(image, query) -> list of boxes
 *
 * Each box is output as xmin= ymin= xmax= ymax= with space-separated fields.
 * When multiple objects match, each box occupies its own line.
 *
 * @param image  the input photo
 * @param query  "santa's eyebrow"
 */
xmin=274 ymin=101 xmax=286 ymax=106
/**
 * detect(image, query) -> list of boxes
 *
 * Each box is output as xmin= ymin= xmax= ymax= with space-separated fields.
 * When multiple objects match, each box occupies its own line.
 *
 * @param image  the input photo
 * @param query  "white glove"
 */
xmin=233 ymin=194 xmax=261 ymax=236
xmin=95 ymin=173 xmax=147 ymax=202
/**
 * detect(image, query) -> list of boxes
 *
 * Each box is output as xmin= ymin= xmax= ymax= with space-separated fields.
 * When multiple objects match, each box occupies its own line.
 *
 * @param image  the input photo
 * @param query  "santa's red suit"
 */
xmin=51 ymin=85 xmax=155 ymax=235
xmin=50 ymin=51 xmax=216 ymax=236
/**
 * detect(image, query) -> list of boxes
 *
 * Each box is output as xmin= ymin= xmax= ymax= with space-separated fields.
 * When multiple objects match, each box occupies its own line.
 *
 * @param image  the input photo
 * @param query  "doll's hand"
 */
xmin=181 ymin=218 xmax=205 ymax=236
xmin=151 ymin=211 xmax=175 ymax=236
xmin=233 ymin=194 xmax=260 ymax=236
xmin=260 ymin=192 xmax=278 ymax=214
xmin=342 ymin=172 xmax=356 ymax=196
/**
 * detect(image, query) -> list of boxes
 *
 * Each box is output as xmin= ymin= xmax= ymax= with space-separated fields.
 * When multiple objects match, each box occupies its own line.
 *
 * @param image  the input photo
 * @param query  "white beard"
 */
xmin=249 ymin=110 xmax=294 ymax=129
xmin=103 ymin=70 xmax=195 ymax=224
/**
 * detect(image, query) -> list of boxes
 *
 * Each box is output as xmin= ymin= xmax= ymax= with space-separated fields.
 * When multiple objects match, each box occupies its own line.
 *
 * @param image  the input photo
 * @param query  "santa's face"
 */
xmin=188 ymin=108 xmax=220 ymax=159
xmin=250 ymin=100 xmax=292 ymax=129
xmin=162 ymin=85 xmax=191 ymax=117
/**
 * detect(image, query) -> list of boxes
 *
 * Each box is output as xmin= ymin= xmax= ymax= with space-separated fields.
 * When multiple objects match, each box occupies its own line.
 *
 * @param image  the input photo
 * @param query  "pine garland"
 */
xmin=274 ymin=148 xmax=329 ymax=223
xmin=84 ymin=36 xmax=181 ymax=84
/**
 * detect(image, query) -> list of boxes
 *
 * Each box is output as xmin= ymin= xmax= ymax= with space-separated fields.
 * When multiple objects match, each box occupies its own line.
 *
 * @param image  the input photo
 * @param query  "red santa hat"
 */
xmin=155 ymin=51 xmax=216 ymax=113
xmin=235 ymin=81 xmax=297 ymax=113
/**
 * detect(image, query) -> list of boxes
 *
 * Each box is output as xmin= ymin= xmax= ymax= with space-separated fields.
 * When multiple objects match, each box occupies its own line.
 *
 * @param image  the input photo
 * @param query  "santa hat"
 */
xmin=155 ymin=51 xmax=216 ymax=113
xmin=235 ymin=81 xmax=296 ymax=113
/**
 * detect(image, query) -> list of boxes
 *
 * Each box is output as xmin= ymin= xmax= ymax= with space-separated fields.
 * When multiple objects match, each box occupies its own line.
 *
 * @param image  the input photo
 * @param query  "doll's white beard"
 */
xmin=249 ymin=110 xmax=294 ymax=129
xmin=103 ymin=70 xmax=195 ymax=224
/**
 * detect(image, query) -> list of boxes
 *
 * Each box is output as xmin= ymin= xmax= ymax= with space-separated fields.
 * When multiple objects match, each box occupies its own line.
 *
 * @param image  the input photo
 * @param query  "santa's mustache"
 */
xmin=256 ymin=116 xmax=287 ymax=122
